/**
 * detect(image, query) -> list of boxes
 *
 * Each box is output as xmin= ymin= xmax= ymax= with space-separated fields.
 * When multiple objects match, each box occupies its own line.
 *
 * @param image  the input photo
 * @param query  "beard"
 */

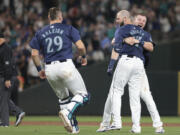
xmin=120 ymin=21 xmax=124 ymax=26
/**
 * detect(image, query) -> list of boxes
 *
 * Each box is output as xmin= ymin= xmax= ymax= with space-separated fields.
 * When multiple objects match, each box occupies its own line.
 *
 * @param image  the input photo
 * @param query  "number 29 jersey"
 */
xmin=30 ymin=23 xmax=80 ymax=63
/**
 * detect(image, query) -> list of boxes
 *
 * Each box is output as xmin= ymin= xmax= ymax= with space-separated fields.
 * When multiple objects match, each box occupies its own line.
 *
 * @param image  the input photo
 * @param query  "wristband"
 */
xmin=108 ymin=59 xmax=117 ymax=69
xmin=139 ymin=41 xmax=145 ymax=46
xmin=82 ymin=55 xmax=86 ymax=58
xmin=36 ymin=66 xmax=42 ymax=72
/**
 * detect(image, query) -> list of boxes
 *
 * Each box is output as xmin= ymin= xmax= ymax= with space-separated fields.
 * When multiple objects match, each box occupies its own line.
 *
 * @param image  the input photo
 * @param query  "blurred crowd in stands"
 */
xmin=0 ymin=0 xmax=180 ymax=90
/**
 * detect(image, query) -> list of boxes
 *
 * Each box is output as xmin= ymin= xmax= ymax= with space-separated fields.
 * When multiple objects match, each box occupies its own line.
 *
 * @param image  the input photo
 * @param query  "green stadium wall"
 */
xmin=18 ymin=63 xmax=178 ymax=116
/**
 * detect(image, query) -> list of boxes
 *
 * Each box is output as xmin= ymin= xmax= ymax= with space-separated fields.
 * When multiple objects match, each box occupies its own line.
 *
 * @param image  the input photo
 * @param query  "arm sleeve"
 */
xmin=30 ymin=32 xmax=41 ymax=50
xmin=70 ymin=26 xmax=81 ymax=43
xmin=3 ymin=47 xmax=13 ymax=80
xmin=114 ymin=27 xmax=125 ymax=53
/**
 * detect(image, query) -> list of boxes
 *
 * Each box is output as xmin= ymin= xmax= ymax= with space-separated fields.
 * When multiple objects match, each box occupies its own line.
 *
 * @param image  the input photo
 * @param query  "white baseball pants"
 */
xmin=45 ymin=59 xmax=87 ymax=100
xmin=100 ymin=57 xmax=163 ymax=129
xmin=140 ymin=72 xmax=163 ymax=128
xmin=101 ymin=55 xmax=144 ymax=131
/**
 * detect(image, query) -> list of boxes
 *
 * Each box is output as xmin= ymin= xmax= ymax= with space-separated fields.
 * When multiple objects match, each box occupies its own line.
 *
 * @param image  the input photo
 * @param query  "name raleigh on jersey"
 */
xmin=42 ymin=28 xmax=64 ymax=38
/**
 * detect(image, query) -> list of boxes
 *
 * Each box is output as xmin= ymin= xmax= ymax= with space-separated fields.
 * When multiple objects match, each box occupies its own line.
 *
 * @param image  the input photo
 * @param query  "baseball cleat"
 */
xmin=108 ymin=125 xmax=121 ymax=131
xmin=155 ymin=126 xmax=165 ymax=134
xmin=59 ymin=109 xmax=73 ymax=133
xmin=72 ymin=125 xmax=80 ymax=134
xmin=15 ymin=112 xmax=25 ymax=126
xmin=71 ymin=115 xmax=80 ymax=134
xmin=96 ymin=125 xmax=109 ymax=132
xmin=130 ymin=129 xmax=141 ymax=134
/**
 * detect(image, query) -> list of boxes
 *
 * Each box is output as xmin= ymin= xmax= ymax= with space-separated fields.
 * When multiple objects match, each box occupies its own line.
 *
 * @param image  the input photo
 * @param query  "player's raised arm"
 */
xmin=75 ymin=40 xmax=87 ymax=66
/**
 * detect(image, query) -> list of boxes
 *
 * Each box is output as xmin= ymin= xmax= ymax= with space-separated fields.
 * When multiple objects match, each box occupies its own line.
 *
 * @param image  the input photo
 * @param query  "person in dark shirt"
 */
xmin=30 ymin=7 xmax=89 ymax=134
xmin=0 ymin=33 xmax=25 ymax=127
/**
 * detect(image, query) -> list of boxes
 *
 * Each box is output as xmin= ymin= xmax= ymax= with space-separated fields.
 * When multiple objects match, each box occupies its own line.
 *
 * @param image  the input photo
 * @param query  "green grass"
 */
xmin=9 ymin=116 xmax=180 ymax=123
xmin=0 ymin=116 xmax=179 ymax=135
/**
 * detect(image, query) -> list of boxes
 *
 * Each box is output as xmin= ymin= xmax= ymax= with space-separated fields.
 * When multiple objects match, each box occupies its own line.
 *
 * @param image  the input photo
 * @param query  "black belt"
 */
xmin=46 ymin=59 xmax=67 ymax=65
xmin=127 ymin=55 xmax=135 ymax=58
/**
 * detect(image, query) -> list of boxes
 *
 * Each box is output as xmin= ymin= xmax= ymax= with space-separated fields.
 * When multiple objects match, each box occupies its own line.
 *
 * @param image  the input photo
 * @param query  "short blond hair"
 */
xmin=117 ymin=10 xmax=130 ymax=19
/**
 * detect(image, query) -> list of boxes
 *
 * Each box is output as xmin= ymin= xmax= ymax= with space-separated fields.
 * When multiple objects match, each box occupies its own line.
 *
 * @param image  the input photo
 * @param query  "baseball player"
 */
xmin=97 ymin=10 xmax=154 ymax=133
xmin=97 ymin=14 xmax=165 ymax=134
xmin=29 ymin=7 xmax=90 ymax=134
xmin=128 ymin=14 xmax=164 ymax=133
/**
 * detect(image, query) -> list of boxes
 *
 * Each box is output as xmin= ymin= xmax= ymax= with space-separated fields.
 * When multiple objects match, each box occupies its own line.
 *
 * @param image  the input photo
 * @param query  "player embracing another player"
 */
xmin=97 ymin=10 xmax=164 ymax=134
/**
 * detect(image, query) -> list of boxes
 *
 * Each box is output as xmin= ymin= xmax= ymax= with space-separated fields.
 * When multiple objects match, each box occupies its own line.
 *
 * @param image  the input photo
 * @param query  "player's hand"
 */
xmin=107 ymin=68 xmax=113 ymax=76
xmin=124 ymin=37 xmax=139 ymax=45
xmin=78 ymin=56 xmax=87 ymax=66
xmin=5 ymin=80 xmax=11 ymax=88
xmin=39 ymin=70 xmax=46 ymax=79
xmin=81 ymin=58 xmax=87 ymax=66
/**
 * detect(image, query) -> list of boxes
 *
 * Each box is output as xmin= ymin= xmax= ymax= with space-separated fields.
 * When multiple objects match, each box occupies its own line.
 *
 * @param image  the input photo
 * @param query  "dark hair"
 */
xmin=48 ymin=7 xmax=61 ymax=20
xmin=134 ymin=13 xmax=147 ymax=18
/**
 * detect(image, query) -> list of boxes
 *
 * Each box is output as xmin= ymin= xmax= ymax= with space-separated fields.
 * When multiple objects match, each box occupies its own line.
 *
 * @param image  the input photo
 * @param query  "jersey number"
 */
xmin=45 ymin=36 xmax=63 ymax=53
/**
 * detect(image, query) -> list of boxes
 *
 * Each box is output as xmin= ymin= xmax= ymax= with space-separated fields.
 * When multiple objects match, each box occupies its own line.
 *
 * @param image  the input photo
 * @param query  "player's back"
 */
xmin=30 ymin=23 xmax=80 ymax=63
xmin=116 ymin=24 xmax=148 ymax=62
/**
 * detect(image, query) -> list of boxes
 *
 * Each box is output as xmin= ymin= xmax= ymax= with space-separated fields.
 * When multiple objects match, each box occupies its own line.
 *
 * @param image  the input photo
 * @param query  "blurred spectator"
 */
xmin=107 ymin=23 xmax=116 ymax=40
xmin=175 ymin=1 xmax=180 ymax=25
xmin=117 ymin=0 xmax=130 ymax=10
xmin=160 ymin=0 xmax=169 ymax=15
xmin=146 ymin=9 xmax=161 ymax=31
xmin=27 ymin=57 xmax=40 ymax=85
xmin=159 ymin=14 xmax=171 ymax=33
xmin=16 ymin=43 xmax=31 ymax=87
xmin=91 ymin=35 xmax=104 ymax=62
xmin=100 ymin=33 xmax=111 ymax=54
